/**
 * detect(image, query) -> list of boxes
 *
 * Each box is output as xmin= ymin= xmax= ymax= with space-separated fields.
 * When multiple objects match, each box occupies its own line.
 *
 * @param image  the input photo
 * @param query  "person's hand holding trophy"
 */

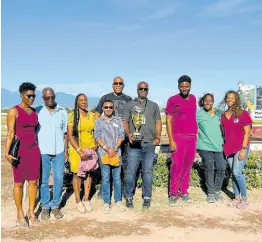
xmin=131 ymin=109 xmax=143 ymax=143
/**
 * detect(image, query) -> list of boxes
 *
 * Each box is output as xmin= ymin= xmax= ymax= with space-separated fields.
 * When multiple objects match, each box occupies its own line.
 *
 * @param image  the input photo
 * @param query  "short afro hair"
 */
xmin=19 ymin=82 xmax=36 ymax=93
xmin=178 ymin=75 xmax=191 ymax=85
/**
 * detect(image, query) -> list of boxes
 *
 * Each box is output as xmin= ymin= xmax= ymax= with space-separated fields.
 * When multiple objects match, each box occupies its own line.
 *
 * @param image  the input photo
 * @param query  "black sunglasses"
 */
xmin=113 ymin=82 xmax=124 ymax=86
xmin=103 ymin=106 xmax=114 ymax=110
xmin=43 ymin=96 xmax=55 ymax=101
xmin=138 ymin=87 xmax=148 ymax=91
xmin=25 ymin=94 xmax=36 ymax=99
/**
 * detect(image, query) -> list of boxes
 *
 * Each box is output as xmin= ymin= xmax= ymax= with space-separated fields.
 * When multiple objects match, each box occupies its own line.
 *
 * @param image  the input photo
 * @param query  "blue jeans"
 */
xmin=227 ymin=149 xmax=249 ymax=198
xmin=125 ymin=142 xmax=155 ymax=200
xmin=99 ymin=159 xmax=122 ymax=204
xmin=41 ymin=152 xmax=65 ymax=209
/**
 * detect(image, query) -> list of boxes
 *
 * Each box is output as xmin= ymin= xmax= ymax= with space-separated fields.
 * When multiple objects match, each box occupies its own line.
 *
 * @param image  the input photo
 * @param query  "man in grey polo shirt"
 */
xmin=122 ymin=81 xmax=162 ymax=210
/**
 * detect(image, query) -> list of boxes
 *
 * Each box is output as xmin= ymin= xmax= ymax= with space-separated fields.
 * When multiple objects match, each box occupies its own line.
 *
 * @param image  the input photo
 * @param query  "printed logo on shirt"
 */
xmin=233 ymin=118 xmax=239 ymax=123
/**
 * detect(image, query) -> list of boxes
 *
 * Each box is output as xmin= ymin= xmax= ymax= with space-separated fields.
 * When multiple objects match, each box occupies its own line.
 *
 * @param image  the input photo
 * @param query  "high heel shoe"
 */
xmin=26 ymin=211 xmax=40 ymax=226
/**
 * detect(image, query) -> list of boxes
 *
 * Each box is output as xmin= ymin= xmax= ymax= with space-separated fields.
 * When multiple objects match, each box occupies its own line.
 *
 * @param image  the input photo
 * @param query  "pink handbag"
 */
xmin=77 ymin=148 xmax=99 ymax=177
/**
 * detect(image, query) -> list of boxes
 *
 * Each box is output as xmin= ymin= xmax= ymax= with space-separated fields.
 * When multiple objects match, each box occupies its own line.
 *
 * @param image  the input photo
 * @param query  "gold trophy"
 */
xmin=131 ymin=110 xmax=143 ymax=142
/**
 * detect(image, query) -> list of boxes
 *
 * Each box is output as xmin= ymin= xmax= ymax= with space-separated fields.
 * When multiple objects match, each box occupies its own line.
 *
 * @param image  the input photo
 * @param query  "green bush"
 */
xmin=147 ymin=151 xmax=262 ymax=189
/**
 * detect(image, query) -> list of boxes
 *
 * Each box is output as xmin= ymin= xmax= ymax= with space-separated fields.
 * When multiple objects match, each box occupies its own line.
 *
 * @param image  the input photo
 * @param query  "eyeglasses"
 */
xmin=43 ymin=96 xmax=55 ymax=101
xmin=103 ymin=106 xmax=114 ymax=110
xmin=25 ymin=94 xmax=36 ymax=99
xmin=113 ymin=82 xmax=124 ymax=86
xmin=138 ymin=87 xmax=148 ymax=91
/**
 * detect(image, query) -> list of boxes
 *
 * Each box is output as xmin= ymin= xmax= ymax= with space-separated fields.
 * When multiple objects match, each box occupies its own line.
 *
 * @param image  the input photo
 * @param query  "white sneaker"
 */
xmin=103 ymin=203 xmax=110 ymax=214
xmin=76 ymin=202 xmax=86 ymax=214
xmin=115 ymin=201 xmax=126 ymax=212
xmin=83 ymin=200 xmax=93 ymax=213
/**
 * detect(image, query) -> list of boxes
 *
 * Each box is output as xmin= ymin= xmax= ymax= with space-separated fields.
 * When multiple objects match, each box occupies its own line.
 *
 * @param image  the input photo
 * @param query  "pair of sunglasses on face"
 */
xmin=138 ymin=87 xmax=148 ymax=91
xmin=113 ymin=82 xmax=124 ymax=86
xmin=103 ymin=106 xmax=114 ymax=110
xmin=43 ymin=96 xmax=55 ymax=101
xmin=25 ymin=94 xmax=36 ymax=99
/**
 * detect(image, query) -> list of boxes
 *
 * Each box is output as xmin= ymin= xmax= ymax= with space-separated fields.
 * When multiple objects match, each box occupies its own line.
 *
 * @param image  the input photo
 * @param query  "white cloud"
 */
xmin=146 ymin=6 xmax=176 ymax=20
xmin=205 ymin=0 xmax=262 ymax=16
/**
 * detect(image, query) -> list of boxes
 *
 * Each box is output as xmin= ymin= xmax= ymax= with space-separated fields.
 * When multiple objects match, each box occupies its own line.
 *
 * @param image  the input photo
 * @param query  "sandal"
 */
xmin=237 ymin=200 xmax=249 ymax=210
xmin=26 ymin=211 xmax=40 ymax=225
xmin=16 ymin=217 xmax=29 ymax=227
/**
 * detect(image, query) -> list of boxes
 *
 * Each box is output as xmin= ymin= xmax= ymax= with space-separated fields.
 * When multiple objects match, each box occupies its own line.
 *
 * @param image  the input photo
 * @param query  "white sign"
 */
xmin=253 ymin=110 xmax=262 ymax=120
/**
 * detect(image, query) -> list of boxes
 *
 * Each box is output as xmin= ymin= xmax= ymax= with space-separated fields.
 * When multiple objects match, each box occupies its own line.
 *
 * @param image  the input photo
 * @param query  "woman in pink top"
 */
xmin=221 ymin=90 xmax=252 ymax=209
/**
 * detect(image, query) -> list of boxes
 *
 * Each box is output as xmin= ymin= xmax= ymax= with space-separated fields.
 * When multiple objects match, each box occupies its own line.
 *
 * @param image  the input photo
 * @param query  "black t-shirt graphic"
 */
xmin=95 ymin=92 xmax=132 ymax=118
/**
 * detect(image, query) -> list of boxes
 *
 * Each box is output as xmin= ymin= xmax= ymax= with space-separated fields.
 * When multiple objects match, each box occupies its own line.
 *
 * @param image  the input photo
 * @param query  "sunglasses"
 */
xmin=103 ymin=106 xmax=114 ymax=110
xmin=25 ymin=94 xmax=36 ymax=99
xmin=113 ymin=82 xmax=124 ymax=86
xmin=138 ymin=87 xmax=148 ymax=91
xmin=43 ymin=96 xmax=55 ymax=101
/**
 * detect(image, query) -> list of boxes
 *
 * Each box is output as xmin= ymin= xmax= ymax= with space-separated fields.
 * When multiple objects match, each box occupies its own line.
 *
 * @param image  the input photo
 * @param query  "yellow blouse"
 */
xmin=68 ymin=111 xmax=96 ymax=173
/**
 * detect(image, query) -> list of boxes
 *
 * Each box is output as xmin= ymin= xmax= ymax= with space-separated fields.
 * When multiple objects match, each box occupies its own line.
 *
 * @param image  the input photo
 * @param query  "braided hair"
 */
xmin=72 ymin=93 xmax=86 ymax=143
xmin=224 ymin=90 xmax=243 ymax=118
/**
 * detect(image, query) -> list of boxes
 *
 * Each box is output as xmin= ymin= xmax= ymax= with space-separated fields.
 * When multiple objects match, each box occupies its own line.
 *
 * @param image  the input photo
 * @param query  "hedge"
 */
xmin=137 ymin=152 xmax=262 ymax=189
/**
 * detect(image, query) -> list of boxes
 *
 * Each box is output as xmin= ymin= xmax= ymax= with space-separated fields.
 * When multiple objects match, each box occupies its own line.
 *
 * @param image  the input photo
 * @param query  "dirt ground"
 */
xmin=1 ymin=140 xmax=262 ymax=242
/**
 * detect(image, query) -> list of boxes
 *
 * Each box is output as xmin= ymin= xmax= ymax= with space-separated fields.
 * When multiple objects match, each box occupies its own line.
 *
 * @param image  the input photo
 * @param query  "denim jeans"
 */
xmin=40 ymin=152 xmax=65 ymax=209
xmin=125 ymin=142 xmax=155 ymax=200
xmin=99 ymin=158 xmax=122 ymax=204
xmin=198 ymin=150 xmax=226 ymax=195
xmin=227 ymin=149 xmax=249 ymax=198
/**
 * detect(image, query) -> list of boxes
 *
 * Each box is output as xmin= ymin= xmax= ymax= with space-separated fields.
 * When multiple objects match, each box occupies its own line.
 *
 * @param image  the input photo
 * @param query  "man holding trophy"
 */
xmin=122 ymin=82 xmax=162 ymax=210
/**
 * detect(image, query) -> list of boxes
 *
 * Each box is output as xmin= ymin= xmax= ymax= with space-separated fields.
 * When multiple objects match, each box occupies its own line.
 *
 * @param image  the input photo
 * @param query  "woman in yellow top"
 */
xmin=67 ymin=93 xmax=97 ymax=214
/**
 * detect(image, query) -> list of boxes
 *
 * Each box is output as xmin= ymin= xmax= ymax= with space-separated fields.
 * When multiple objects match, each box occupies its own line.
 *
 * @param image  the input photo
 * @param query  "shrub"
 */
xmin=149 ymin=151 xmax=262 ymax=189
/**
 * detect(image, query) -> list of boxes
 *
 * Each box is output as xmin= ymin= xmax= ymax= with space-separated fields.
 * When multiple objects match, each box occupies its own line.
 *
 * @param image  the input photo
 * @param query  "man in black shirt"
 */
xmin=95 ymin=77 xmax=132 ymax=119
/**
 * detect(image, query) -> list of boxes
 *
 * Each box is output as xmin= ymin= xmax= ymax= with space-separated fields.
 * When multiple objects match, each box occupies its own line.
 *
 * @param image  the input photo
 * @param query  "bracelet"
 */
xmin=103 ymin=145 xmax=108 ymax=150
xmin=155 ymin=137 xmax=160 ymax=141
xmin=76 ymin=148 xmax=81 ymax=152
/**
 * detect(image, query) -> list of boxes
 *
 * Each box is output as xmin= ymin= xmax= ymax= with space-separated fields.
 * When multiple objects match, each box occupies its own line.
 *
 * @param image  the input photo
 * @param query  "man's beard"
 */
xmin=180 ymin=92 xmax=189 ymax=98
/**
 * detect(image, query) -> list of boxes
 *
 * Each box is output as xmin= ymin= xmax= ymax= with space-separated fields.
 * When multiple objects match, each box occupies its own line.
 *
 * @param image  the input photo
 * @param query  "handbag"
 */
xmin=77 ymin=149 xmax=99 ymax=177
xmin=9 ymin=136 xmax=20 ymax=158
xmin=101 ymin=154 xmax=120 ymax=167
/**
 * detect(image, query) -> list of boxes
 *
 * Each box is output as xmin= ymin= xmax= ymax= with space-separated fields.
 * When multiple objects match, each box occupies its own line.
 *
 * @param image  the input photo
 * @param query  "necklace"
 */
xmin=19 ymin=105 xmax=32 ymax=114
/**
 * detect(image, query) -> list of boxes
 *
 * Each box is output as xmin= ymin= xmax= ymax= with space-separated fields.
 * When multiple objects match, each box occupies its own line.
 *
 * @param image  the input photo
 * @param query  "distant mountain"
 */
xmin=1 ymin=88 xmax=100 ymax=109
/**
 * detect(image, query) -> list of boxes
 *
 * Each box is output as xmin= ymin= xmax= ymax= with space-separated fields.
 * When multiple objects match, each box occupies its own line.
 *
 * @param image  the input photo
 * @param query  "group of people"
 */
xmin=4 ymin=75 xmax=252 ymax=227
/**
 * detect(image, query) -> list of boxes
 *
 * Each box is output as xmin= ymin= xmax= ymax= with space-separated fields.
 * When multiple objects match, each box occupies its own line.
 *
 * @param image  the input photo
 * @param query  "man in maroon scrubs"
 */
xmin=165 ymin=75 xmax=197 ymax=206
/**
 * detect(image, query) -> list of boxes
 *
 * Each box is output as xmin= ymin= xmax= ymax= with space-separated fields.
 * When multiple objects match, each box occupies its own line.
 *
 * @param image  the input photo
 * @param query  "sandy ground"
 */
xmin=1 ymin=140 xmax=262 ymax=242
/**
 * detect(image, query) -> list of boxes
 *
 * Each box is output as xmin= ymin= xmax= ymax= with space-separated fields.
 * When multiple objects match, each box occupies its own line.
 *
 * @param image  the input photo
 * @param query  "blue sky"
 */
xmin=2 ymin=0 xmax=262 ymax=106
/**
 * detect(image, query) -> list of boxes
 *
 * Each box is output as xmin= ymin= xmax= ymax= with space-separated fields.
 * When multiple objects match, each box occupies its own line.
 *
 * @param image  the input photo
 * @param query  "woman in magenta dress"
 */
xmin=5 ymin=82 xmax=41 ymax=226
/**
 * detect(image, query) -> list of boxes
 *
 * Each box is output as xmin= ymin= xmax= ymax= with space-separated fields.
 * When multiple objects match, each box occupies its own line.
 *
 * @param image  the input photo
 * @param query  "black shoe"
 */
xmin=126 ymin=198 xmax=134 ymax=208
xmin=142 ymin=198 xmax=151 ymax=210
xmin=169 ymin=196 xmax=178 ymax=207
xmin=41 ymin=208 xmax=50 ymax=220
xmin=181 ymin=194 xmax=192 ymax=203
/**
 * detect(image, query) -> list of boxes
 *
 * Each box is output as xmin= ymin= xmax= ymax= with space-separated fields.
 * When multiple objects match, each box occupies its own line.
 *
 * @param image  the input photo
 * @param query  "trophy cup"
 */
xmin=131 ymin=110 xmax=143 ymax=142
